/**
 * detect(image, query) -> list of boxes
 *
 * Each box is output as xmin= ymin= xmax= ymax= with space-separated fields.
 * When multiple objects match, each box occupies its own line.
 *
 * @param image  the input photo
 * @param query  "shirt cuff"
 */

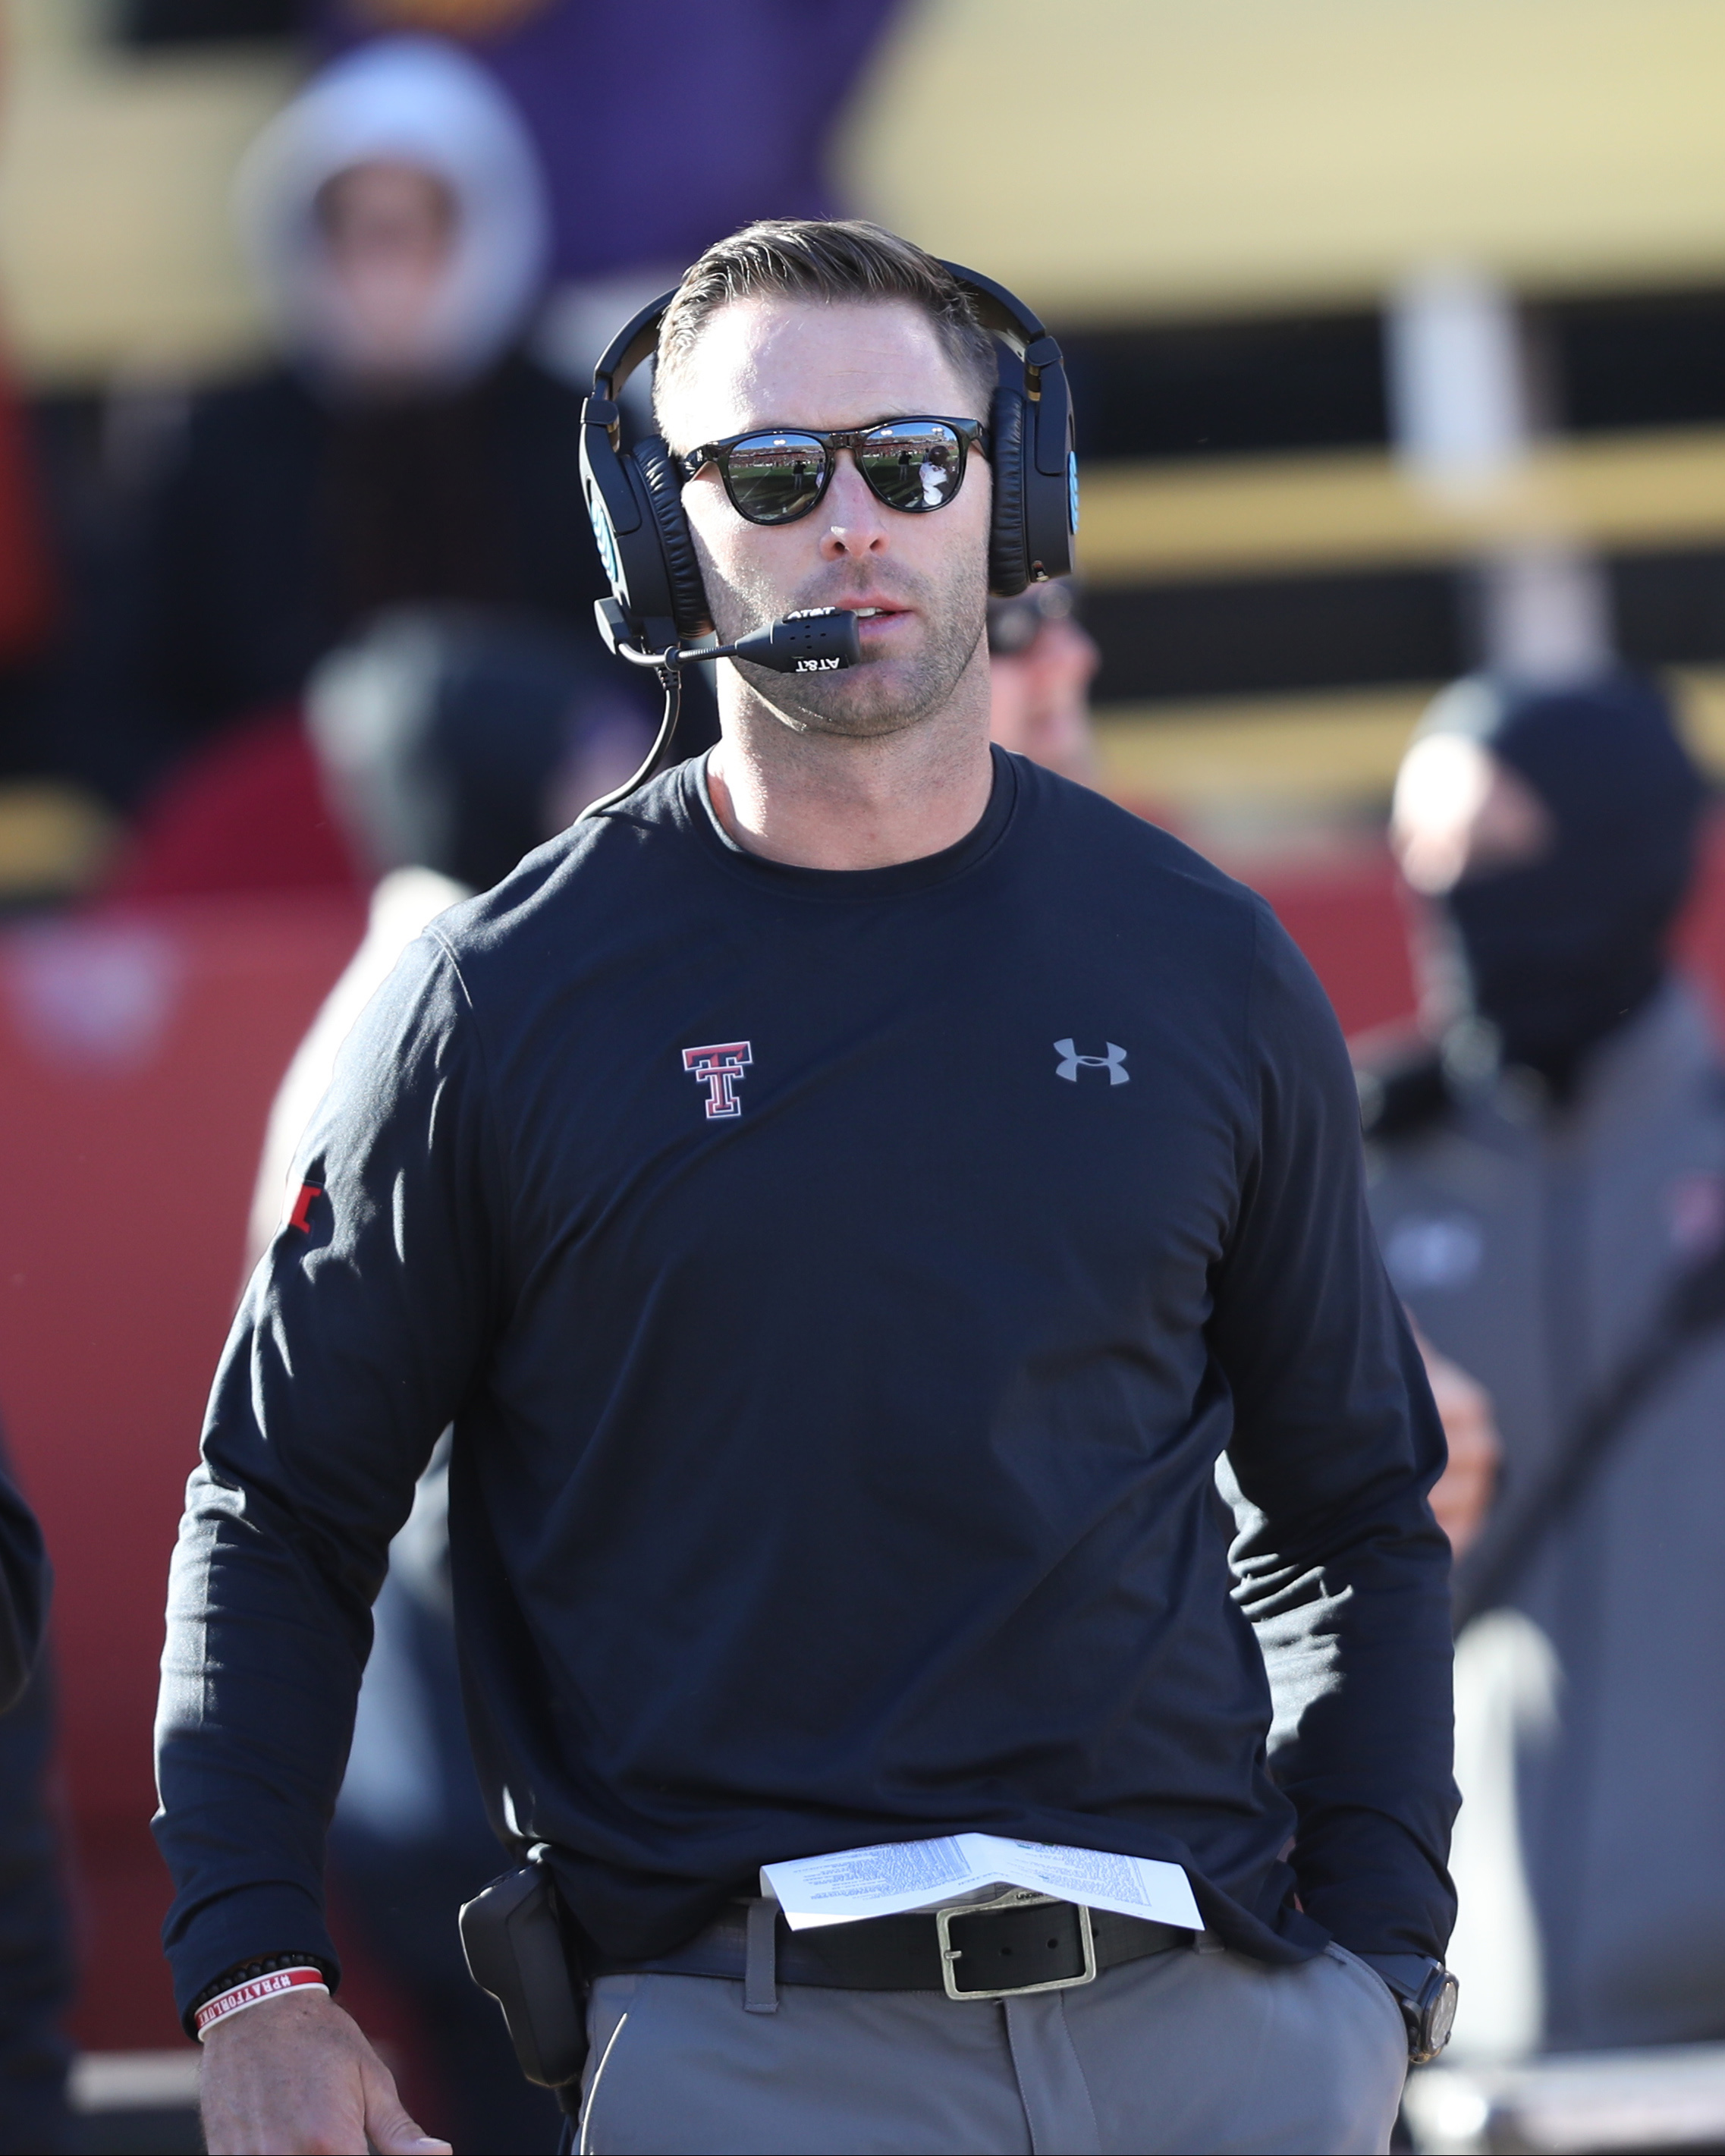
xmin=165 ymin=1883 xmax=341 ymax=2035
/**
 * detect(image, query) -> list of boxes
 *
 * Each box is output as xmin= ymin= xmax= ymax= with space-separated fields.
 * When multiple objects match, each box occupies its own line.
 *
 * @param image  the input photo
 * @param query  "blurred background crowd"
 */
xmin=4 ymin=2 xmax=1725 ymax=2150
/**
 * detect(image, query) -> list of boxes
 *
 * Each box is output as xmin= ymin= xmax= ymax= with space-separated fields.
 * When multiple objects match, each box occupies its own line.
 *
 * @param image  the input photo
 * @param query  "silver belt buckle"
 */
xmin=935 ymin=1887 xmax=1098 ymax=2002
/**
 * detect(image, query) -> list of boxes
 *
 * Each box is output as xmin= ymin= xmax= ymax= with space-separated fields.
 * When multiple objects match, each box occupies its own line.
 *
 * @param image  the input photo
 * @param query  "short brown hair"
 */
xmin=653 ymin=219 xmax=998 ymax=438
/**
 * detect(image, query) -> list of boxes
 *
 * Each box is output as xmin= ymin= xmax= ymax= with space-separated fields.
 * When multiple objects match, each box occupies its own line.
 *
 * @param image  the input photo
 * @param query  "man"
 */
xmin=1363 ymin=668 xmax=1725 ymax=2061
xmin=157 ymin=222 xmax=1453 ymax=2156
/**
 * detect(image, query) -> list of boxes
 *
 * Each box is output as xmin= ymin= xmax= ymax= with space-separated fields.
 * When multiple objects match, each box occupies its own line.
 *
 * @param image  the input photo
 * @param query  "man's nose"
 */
xmin=818 ymin=452 xmax=891 ymax=561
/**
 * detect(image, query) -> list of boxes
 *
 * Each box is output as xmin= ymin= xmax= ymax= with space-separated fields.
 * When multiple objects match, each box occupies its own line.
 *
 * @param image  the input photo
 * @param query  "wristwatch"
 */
xmin=1357 ymin=1953 xmax=1459 ymax=2064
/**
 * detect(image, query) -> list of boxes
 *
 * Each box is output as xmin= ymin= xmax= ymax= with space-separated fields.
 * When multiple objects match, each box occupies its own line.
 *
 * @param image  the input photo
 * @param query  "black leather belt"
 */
xmin=591 ymin=1890 xmax=1188 ymax=2000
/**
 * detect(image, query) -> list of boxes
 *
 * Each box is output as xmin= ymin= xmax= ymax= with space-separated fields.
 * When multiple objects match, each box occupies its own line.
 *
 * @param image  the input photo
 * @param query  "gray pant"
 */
xmin=570 ymin=1933 xmax=1408 ymax=2154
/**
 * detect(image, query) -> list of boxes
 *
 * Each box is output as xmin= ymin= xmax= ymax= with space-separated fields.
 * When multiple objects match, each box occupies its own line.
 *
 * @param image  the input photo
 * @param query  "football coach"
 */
xmin=156 ymin=220 xmax=1456 ymax=2156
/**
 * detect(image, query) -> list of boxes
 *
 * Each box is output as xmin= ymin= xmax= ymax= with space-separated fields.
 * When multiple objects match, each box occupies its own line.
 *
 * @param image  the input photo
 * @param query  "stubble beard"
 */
xmin=707 ymin=553 xmax=989 ymax=742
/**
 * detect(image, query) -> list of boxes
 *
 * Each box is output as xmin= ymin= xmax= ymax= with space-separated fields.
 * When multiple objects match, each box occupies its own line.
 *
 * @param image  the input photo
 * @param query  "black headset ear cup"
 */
xmin=630 ymin=437 xmax=712 ymax=639
xmin=986 ymin=386 xmax=1030 ymax=597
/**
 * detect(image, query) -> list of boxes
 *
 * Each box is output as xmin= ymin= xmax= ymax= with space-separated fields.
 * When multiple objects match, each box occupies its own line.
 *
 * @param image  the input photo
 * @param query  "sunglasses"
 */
xmin=679 ymin=416 xmax=985 ymax=527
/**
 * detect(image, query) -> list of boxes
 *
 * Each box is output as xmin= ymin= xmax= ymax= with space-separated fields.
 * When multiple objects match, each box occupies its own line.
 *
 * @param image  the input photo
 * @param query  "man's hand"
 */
xmin=200 ymin=1989 xmax=451 ymax=2156
xmin=1413 ymin=1327 xmax=1502 ymax=1559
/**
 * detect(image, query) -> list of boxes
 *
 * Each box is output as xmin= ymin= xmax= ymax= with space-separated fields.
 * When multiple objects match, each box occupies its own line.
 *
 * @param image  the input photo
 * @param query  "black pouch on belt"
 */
xmin=459 ymin=1853 xmax=589 ymax=2091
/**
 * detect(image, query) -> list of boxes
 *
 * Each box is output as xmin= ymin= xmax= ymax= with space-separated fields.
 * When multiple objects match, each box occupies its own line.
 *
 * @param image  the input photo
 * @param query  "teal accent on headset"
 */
xmin=1067 ymin=452 xmax=1080 ymax=535
xmin=587 ymin=492 xmax=622 ymax=588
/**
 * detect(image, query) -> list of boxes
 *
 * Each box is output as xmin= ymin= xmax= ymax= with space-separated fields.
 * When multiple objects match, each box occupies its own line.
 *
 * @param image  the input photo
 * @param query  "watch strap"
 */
xmin=1355 ymin=1952 xmax=1438 ymax=2001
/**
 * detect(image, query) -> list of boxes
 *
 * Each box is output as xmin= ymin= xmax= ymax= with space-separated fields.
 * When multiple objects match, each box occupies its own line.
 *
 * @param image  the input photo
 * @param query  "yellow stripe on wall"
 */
xmin=1092 ymin=668 xmax=1725 ymax=816
xmin=1094 ymin=689 xmax=1431 ymax=812
xmin=1076 ymin=429 xmax=1725 ymax=586
xmin=843 ymin=0 xmax=1725 ymax=323
xmin=0 ymin=3 xmax=296 ymax=382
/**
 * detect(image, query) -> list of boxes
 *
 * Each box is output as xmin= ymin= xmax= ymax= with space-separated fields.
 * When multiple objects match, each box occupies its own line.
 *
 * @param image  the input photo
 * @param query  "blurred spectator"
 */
xmin=0 ymin=382 xmax=58 ymax=690
xmin=99 ymin=702 xmax=363 ymax=904
xmin=240 ymin=605 xmax=654 ymax=2154
xmin=0 ymin=31 xmax=86 ymax=872
xmin=250 ymin=603 xmax=650 ymax=1235
xmin=0 ymin=1424 xmax=70 ymax=2155
xmin=1411 ymin=1325 xmax=1500 ymax=1560
xmin=0 ymin=7 xmax=63 ymax=702
xmin=0 ymin=1664 xmax=71 ymax=2156
xmin=987 ymin=582 xmax=1099 ymax=784
xmin=115 ymin=1 xmax=299 ymax=39
xmin=0 ymin=1448 xmax=48 ymax=1724
xmin=1357 ymin=668 xmax=1725 ymax=2061
xmin=124 ymin=37 xmax=633 ymax=825
xmin=317 ymin=1 xmax=905 ymax=377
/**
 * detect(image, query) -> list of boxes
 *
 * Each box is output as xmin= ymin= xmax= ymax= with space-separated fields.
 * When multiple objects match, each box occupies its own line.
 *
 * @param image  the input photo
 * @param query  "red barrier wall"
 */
xmin=0 ymin=895 xmax=362 ymax=2048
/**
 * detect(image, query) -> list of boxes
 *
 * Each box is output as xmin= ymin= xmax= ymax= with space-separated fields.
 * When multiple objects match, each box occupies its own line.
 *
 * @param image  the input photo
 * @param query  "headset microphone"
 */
xmin=593 ymin=599 xmax=861 ymax=677
xmin=578 ymin=602 xmax=862 ymax=822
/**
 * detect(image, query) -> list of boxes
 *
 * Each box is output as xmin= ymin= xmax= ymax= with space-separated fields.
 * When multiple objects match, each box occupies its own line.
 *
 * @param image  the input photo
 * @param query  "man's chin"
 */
xmin=749 ymin=655 xmax=955 ymax=739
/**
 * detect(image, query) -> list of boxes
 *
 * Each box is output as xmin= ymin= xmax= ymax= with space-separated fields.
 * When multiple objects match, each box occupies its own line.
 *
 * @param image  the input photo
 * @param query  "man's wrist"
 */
xmin=187 ymin=1952 xmax=338 ymax=2040
xmin=1355 ymin=1953 xmax=1459 ymax=2064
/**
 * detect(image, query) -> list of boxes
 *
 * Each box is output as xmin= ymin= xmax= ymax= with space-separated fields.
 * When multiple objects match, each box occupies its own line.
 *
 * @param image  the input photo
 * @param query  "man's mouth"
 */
xmin=847 ymin=604 xmax=912 ymax=636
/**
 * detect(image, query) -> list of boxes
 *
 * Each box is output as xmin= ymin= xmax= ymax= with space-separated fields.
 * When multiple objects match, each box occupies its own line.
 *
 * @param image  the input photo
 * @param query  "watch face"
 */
xmin=1422 ymin=1969 xmax=1460 ymax=2055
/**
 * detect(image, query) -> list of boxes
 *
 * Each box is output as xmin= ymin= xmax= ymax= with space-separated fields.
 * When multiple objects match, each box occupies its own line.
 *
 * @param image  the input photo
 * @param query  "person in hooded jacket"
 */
xmin=1359 ymin=668 xmax=1723 ymax=2060
xmin=127 ymin=39 xmax=651 ymax=790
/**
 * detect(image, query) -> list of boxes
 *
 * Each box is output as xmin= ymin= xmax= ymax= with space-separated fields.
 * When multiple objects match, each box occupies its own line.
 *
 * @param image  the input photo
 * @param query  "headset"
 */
xmin=573 ymin=262 xmax=1078 ymax=819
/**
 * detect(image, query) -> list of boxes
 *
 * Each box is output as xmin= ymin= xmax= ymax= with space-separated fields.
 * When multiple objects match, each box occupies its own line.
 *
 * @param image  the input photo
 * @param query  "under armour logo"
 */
xmin=683 ymin=1040 xmax=753 ymax=1118
xmin=1054 ymin=1038 xmax=1128 ymax=1086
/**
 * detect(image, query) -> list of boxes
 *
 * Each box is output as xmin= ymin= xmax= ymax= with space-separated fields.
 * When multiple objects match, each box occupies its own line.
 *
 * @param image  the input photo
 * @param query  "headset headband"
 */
xmin=591 ymin=262 xmax=1055 ymax=407
xmin=592 ymin=294 xmax=673 ymax=402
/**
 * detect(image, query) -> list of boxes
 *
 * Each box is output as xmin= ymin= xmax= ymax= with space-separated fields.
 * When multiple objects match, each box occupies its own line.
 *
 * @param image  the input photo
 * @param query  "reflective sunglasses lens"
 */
xmin=724 ymin=433 xmax=828 ymax=523
xmin=858 ymin=422 xmax=966 ymax=513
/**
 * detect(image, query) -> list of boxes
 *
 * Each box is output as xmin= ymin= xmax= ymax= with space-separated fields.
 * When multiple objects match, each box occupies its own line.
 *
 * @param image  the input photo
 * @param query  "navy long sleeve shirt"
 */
xmin=155 ymin=750 xmax=1456 ymax=2019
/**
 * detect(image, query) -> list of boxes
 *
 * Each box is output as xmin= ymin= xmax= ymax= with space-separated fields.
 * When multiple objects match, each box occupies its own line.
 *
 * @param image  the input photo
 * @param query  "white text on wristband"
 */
xmin=194 ymin=1966 xmax=328 ymax=2039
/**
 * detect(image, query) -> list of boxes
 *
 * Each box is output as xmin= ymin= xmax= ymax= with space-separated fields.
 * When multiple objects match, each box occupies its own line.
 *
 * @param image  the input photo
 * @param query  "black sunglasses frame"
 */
xmin=679 ymin=416 xmax=988 ymax=526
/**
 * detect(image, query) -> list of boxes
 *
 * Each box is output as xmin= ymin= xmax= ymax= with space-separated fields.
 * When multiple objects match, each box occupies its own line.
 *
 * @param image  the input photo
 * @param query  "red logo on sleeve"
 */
xmin=288 ymin=1183 xmax=322 ymax=1232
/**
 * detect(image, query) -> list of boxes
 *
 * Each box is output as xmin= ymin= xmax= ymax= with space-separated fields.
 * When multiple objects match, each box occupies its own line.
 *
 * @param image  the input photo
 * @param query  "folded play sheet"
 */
xmin=762 ymin=1831 xmax=1205 ymax=1931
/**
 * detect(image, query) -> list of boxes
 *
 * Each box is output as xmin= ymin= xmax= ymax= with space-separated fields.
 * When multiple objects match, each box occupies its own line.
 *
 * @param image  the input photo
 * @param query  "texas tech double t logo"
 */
xmin=683 ymin=1041 xmax=753 ymax=1119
